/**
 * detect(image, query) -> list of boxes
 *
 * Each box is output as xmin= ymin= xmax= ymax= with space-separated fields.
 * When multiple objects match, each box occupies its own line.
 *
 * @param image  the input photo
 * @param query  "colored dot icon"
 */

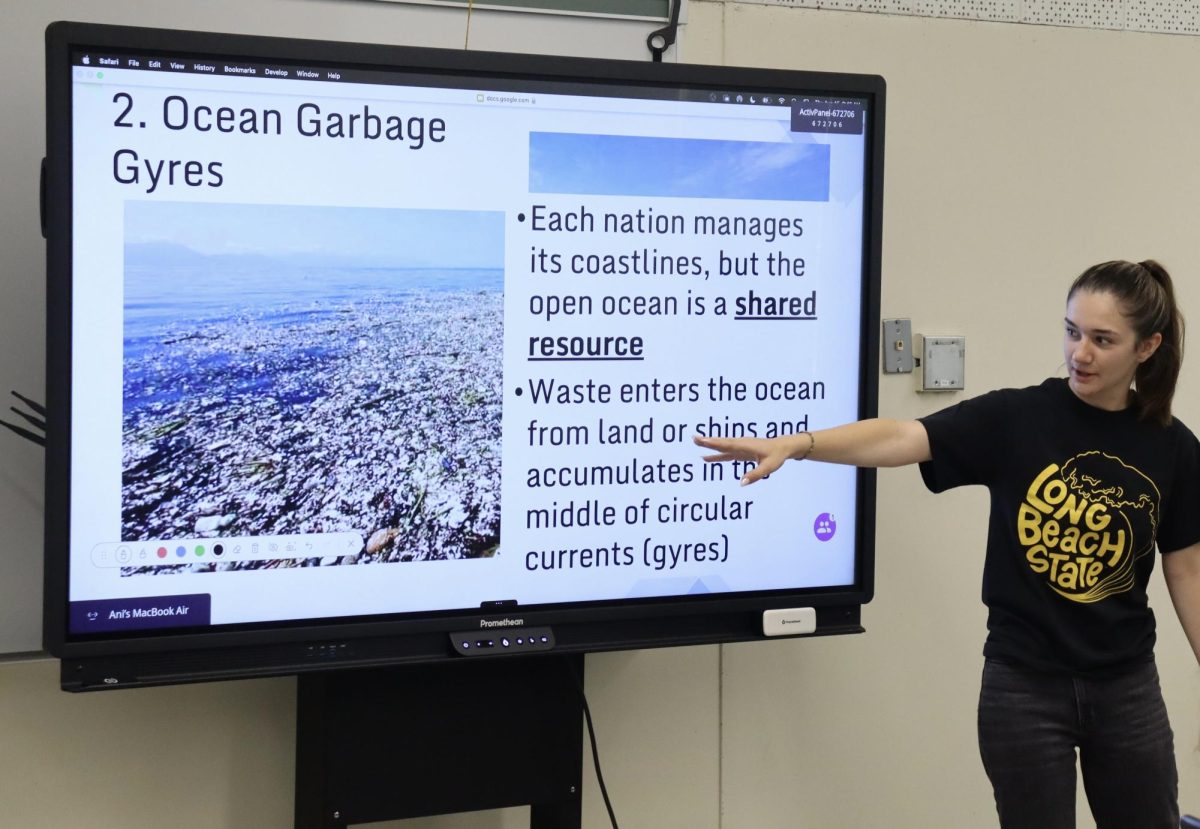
xmin=194 ymin=544 xmax=205 ymax=557
xmin=175 ymin=545 xmax=186 ymax=558
xmin=156 ymin=547 xmax=168 ymax=559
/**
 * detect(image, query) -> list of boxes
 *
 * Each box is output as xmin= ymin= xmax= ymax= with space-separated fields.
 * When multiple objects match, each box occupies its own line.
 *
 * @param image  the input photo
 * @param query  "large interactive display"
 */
xmin=43 ymin=21 xmax=884 ymax=689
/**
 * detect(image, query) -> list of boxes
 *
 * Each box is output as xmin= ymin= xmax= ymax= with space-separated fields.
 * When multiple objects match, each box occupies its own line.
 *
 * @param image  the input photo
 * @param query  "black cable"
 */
xmin=0 ymin=419 xmax=45 ymax=446
xmin=2 ymin=391 xmax=47 ymax=446
xmin=10 ymin=406 xmax=46 ymax=431
xmin=11 ymin=391 xmax=46 ymax=417
xmin=569 ymin=661 xmax=620 ymax=829
xmin=645 ymin=0 xmax=682 ymax=62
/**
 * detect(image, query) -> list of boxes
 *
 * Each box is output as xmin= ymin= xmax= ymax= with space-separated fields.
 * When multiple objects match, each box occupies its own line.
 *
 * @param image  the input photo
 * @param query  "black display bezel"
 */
xmin=43 ymin=21 xmax=884 ymax=690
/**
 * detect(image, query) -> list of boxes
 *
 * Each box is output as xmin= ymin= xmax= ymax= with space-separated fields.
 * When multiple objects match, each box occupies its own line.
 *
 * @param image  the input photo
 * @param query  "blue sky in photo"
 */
xmin=529 ymin=133 xmax=830 ymax=201
xmin=124 ymin=202 xmax=504 ymax=269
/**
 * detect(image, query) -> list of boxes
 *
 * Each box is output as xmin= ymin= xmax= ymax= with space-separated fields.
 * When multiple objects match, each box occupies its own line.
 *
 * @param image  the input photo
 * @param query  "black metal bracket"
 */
xmin=646 ymin=0 xmax=683 ymax=62
xmin=295 ymin=656 xmax=585 ymax=828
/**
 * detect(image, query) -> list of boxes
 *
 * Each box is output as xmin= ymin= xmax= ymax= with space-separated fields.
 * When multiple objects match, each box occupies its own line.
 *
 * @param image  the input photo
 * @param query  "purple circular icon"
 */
xmin=813 ymin=513 xmax=836 ymax=542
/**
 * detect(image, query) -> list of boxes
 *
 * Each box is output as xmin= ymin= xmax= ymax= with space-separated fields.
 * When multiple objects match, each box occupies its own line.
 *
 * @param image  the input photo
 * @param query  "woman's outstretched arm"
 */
xmin=694 ymin=418 xmax=931 ymax=485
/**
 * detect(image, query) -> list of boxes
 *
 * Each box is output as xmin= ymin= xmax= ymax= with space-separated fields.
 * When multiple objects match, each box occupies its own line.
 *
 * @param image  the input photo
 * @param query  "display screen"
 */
xmin=45 ymin=23 xmax=882 ymax=679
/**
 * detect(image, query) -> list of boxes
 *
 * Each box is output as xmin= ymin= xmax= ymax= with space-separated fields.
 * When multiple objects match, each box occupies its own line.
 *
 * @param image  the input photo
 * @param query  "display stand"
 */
xmin=295 ymin=654 xmax=585 ymax=828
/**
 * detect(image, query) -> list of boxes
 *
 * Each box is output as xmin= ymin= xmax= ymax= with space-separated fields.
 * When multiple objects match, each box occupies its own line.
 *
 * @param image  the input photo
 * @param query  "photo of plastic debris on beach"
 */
xmin=121 ymin=202 xmax=504 ymax=572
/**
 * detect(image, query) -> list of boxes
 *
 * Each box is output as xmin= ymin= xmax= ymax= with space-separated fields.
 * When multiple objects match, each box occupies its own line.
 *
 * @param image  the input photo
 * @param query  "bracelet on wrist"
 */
xmin=797 ymin=430 xmax=815 ymax=461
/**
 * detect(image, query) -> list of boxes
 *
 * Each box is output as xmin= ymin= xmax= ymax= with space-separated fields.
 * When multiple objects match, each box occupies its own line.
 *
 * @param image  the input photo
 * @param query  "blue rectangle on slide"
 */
xmin=529 ymin=133 xmax=830 ymax=201
xmin=70 ymin=594 xmax=211 ymax=633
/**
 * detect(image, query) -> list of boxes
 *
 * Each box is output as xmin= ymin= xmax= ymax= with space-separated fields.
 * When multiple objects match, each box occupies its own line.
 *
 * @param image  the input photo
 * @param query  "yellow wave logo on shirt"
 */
xmin=1016 ymin=452 xmax=1159 ymax=603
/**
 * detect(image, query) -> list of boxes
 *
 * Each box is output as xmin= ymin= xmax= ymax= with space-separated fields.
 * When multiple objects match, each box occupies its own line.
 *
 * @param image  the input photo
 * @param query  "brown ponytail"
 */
xmin=1067 ymin=259 xmax=1184 ymax=426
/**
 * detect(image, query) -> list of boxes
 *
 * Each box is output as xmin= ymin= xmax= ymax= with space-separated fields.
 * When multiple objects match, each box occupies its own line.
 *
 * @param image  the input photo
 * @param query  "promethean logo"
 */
xmin=781 ymin=618 xmax=804 ymax=625
xmin=480 ymin=617 xmax=524 ymax=629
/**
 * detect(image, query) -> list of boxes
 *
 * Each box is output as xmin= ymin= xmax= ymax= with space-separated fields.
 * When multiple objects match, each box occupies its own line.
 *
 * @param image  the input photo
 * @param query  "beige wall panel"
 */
xmin=0 ymin=659 xmax=296 ymax=828
xmin=0 ymin=645 xmax=717 ymax=829
xmin=578 ymin=647 xmax=721 ymax=829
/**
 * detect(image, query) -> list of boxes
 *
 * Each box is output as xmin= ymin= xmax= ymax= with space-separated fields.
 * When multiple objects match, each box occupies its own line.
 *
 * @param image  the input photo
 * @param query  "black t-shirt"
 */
xmin=918 ymin=378 xmax=1200 ymax=675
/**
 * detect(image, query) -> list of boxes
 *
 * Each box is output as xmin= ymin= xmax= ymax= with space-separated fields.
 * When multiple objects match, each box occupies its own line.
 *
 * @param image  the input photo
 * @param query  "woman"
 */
xmin=695 ymin=260 xmax=1200 ymax=829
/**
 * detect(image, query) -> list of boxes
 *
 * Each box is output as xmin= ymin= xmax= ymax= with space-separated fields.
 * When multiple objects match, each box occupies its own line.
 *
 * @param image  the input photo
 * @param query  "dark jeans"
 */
xmin=977 ymin=657 xmax=1178 ymax=829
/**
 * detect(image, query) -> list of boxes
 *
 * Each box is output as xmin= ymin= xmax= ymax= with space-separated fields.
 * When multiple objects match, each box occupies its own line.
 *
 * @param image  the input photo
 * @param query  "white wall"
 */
xmin=4 ymin=1 xmax=1200 ymax=827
